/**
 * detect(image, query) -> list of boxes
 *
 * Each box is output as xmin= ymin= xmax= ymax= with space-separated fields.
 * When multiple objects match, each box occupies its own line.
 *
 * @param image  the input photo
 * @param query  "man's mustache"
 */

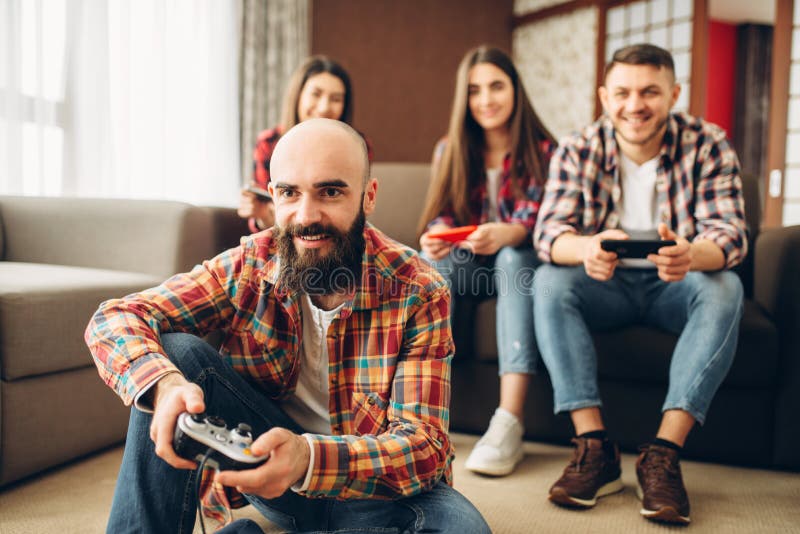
xmin=281 ymin=222 xmax=342 ymax=238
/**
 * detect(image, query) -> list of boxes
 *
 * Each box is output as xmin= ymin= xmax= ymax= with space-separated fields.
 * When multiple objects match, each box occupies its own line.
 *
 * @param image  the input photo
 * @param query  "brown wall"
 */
xmin=312 ymin=0 xmax=513 ymax=162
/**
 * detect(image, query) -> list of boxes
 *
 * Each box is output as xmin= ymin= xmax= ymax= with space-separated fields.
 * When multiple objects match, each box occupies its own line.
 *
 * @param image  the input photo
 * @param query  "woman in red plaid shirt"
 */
xmin=238 ymin=56 xmax=372 ymax=234
xmin=417 ymin=45 xmax=555 ymax=477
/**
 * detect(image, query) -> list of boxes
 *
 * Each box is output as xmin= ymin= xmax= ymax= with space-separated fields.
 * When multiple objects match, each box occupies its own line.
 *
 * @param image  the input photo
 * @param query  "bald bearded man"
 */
xmin=86 ymin=119 xmax=490 ymax=533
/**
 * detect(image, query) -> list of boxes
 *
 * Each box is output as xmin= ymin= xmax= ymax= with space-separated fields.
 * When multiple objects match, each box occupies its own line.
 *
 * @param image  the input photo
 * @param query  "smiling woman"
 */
xmin=417 ymin=45 xmax=555 ymax=479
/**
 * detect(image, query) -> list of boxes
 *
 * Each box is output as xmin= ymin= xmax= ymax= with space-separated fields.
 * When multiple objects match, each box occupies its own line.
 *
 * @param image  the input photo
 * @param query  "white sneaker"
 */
xmin=464 ymin=408 xmax=524 ymax=476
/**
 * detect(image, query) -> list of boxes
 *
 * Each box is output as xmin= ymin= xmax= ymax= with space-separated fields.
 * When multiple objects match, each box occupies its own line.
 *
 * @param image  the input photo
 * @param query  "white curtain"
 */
xmin=1 ymin=0 xmax=241 ymax=207
xmin=239 ymin=0 xmax=309 ymax=184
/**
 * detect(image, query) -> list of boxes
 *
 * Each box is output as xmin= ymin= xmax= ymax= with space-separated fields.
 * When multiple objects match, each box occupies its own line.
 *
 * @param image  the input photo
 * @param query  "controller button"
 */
xmin=243 ymin=448 xmax=252 ymax=456
xmin=214 ymin=433 xmax=227 ymax=442
xmin=206 ymin=416 xmax=226 ymax=428
xmin=235 ymin=423 xmax=252 ymax=436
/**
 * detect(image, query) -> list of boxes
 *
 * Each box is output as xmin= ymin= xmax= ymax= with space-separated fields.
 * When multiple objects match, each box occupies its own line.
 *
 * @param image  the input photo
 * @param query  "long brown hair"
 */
xmin=280 ymin=56 xmax=354 ymax=129
xmin=417 ymin=46 xmax=554 ymax=237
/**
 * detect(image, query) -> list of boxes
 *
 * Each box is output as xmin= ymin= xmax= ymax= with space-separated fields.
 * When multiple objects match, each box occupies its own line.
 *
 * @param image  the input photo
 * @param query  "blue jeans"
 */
xmin=107 ymin=333 xmax=490 ymax=534
xmin=426 ymin=246 xmax=539 ymax=375
xmin=532 ymin=266 xmax=744 ymax=424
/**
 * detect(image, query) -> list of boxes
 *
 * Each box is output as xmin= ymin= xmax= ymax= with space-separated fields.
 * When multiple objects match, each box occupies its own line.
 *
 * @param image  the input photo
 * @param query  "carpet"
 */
xmin=1 ymin=433 xmax=798 ymax=533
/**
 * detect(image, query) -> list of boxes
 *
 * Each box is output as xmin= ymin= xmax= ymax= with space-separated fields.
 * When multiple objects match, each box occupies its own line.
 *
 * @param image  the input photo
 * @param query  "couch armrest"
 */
xmin=753 ymin=224 xmax=800 ymax=468
xmin=754 ymin=225 xmax=800 ymax=318
xmin=201 ymin=206 xmax=251 ymax=256
xmin=0 ymin=196 xmax=215 ymax=278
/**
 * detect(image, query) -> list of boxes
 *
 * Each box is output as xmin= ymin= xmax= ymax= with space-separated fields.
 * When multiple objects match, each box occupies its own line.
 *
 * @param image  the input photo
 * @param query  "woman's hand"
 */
xmin=465 ymin=222 xmax=525 ymax=256
xmin=420 ymin=224 xmax=453 ymax=261
xmin=238 ymin=189 xmax=275 ymax=229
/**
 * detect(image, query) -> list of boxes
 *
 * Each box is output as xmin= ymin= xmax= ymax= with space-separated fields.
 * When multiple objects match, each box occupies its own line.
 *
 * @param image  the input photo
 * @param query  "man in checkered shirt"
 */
xmin=533 ymin=44 xmax=746 ymax=526
xmin=86 ymin=119 xmax=490 ymax=533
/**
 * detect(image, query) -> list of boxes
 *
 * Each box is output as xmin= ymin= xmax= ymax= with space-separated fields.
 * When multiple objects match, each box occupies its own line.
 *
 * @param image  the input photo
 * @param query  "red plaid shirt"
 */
xmin=425 ymin=138 xmax=555 ymax=239
xmin=85 ymin=225 xmax=454 ymax=505
xmin=535 ymin=112 xmax=748 ymax=268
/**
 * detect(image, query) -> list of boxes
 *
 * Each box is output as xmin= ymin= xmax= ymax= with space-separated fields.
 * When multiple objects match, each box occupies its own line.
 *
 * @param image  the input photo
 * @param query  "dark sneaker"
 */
xmin=636 ymin=443 xmax=691 ymax=525
xmin=548 ymin=437 xmax=624 ymax=508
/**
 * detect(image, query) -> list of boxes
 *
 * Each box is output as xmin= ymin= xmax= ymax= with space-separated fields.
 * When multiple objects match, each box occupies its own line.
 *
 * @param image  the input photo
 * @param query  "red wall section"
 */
xmin=706 ymin=21 xmax=737 ymax=138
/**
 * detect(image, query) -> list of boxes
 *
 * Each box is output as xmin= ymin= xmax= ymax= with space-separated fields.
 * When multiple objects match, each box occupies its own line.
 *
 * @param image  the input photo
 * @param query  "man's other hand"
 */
xmin=647 ymin=223 xmax=692 ymax=282
xmin=583 ymin=229 xmax=628 ymax=281
xmin=215 ymin=428 xmax=311 ymax=499
xmin=150 ymin=373 xmax=205 ymax=470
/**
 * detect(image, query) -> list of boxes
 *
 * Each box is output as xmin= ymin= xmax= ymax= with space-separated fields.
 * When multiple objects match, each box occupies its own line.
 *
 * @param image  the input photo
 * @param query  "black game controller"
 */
xmin=173 ymin=412 xmax=269 ymax=471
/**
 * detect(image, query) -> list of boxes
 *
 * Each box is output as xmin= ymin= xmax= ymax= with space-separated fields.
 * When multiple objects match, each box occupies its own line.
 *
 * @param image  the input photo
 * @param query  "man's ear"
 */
xmin=597 ymin=86 xmax=609 ymax=115
xmin=671 ymin=82 xmax=682 ymax=108
xmin=362 ymin=178 xmax=378 ymax=216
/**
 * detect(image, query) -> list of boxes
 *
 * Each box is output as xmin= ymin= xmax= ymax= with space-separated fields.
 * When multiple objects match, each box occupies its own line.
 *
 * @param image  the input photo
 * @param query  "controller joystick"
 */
xmin=173 ymin=412 xmax=268 ymax=471
xmin=205 ymin=415 xmax=226 ymax=428
xmin=190 ymin=412 xmax=205 ymax=423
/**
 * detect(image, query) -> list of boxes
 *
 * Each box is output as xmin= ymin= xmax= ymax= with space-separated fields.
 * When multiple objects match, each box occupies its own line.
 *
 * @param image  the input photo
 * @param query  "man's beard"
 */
xmin=615 ymin=113 xmax=669 ymax=147
xmin=275 ymin=209 xmax=366 ymax=296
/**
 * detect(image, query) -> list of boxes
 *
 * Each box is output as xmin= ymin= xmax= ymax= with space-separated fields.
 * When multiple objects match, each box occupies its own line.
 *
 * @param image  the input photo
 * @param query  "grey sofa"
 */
xmin=0 ymin=196 xmax=248 ymax=486
xmin=370 ymin=162 xmax=800 ymax=471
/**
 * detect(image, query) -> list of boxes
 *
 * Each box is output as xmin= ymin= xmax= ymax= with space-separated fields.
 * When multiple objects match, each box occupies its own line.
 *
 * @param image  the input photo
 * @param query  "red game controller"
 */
xmin=427 ymin=225 xmax=478 ymax=243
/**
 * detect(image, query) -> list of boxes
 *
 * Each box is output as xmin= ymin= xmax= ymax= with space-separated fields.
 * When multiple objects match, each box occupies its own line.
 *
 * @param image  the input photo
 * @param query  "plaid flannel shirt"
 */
xmin=425 ymin=138 xmax=555 ymax=240
xmin=85 ymin=224 xmax=454 ymax=505
xmin=535 ymin=112 xmax=748 ymax=268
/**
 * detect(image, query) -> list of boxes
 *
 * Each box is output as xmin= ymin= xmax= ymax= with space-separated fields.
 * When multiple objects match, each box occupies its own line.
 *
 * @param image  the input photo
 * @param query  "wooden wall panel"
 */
xmin=312 ymin=0 xmax=513 ymax=162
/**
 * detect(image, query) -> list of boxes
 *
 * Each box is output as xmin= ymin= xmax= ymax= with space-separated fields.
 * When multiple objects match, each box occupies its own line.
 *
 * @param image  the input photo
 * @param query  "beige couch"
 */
xmin=2 ymin=159 xmax=797 ymax=488
xmin=0 ymin=196 xmax=247 ymax=486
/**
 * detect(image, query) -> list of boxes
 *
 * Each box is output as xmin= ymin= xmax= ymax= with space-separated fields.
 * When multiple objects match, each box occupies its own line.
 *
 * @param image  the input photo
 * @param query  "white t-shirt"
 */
xmin=279 ymin=294 xmax=342 ymax=435
xmin=486 ymin=168 xmax=502 ymax=222
xmin=618 ymin=153 xmax=660 ymax=268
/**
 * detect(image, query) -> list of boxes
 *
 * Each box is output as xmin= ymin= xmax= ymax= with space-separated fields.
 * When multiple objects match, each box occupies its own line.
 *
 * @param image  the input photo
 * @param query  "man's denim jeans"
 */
xmin=106 ymin=333 xmax=490 ymax=534
xmin=426 ymin=246 xmax=540 ymax=375
xmin=533 ymin=265 xmax=744 ymax=424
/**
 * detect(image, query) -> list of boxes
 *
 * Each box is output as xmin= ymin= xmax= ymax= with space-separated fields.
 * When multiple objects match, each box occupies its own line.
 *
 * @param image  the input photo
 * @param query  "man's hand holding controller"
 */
xmin=583 ymin=229 xmax=629 ymax=281
xmin=150 ymin=373 xmax=312 ymax=499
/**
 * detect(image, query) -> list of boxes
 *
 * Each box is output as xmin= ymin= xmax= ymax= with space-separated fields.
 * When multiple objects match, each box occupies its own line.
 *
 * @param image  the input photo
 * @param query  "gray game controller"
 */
xmin=172 ymin=412 xmax=269 ymax=470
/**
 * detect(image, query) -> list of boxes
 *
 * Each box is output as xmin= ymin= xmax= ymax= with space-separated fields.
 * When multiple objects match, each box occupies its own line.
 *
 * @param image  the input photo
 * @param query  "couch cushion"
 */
xmin=0 ymin=262 xmax=162 ymax=380
xmin=0 ymin=365 xmax=130 ymax=486
xmin=473 ymin=298 xmax=778 ymax=389
xmin=368 ymin=163 xmax=431 ymax=249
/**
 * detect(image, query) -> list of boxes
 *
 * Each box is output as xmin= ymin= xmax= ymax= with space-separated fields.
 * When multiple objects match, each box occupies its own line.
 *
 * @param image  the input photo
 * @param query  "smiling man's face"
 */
xmin=599 ymin=63 xmax=680 ymax=157
xmin=268 ymin=119 xmax=376 ymax=294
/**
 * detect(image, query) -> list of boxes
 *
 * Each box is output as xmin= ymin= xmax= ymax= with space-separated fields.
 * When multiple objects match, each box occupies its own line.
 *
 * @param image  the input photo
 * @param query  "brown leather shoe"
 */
xmin=548 ymin=437 xmax=624 ymax=508
xmin=636 ymin=443 xmax=691 ymax=525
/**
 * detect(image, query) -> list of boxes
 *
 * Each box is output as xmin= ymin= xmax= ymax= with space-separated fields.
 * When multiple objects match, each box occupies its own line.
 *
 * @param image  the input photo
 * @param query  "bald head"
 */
xmin=271 ymin=118 xmax=369 ymax=187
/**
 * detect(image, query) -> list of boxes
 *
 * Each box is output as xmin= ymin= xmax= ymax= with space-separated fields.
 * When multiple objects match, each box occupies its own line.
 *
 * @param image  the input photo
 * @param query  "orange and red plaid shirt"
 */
xmin=85 ymin=224 xmax=454 ymax=505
